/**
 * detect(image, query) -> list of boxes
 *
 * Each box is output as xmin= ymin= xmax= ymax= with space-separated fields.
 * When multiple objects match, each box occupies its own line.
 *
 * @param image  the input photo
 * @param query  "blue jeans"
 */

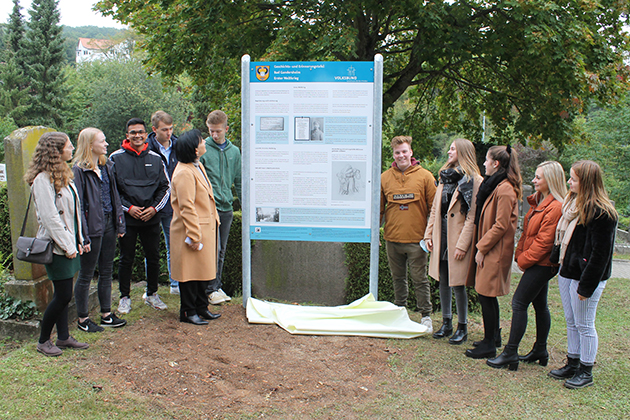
xmin=207 ymin=210 xmax=233 ymax=294
xmin=559 ymin=274 xmax=606 ymax=366
xmin=75 ymin=213 xmax=117 ymax=317
xmin=159 ymin=213 xmax=176 ymax=287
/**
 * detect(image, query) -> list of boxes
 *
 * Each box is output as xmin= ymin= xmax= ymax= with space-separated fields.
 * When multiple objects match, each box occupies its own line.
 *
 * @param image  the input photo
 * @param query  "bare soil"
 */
xmin=78 ymin=303 xmax=399 ymax=418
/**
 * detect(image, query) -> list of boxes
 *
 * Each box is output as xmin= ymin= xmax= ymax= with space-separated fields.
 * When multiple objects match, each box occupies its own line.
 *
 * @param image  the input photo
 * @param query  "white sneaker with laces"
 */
xmin=217 ymin=288 xmax=231 ymax=302
xmin=209 ymin=291 xmax=227 ymax=305
xmin=143 ymin=292 xmax=168 ymax=310
xmin=170 ymin=286 xmax=180 ymax=295
xmin=118 ymin=296 xmax=131 ymax=314
xmin=420 ymin=316 xmax=433 ymax=334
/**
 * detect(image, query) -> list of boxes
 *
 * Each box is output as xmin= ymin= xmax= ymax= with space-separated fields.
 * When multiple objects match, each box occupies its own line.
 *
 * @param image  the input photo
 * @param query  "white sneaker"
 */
xmin=143 ymin=292 xmax=168 ymax=310
xmin=217 ymin=288 xmax=231 ymax=302
xmin=420 ymin=316 xmax=433 ymax=334
xmin=209 ymin=291 xmax=227 ymax=305
xmin=118 ymin=297 xmax=131 ymax=314
xmin=170 ymin=286 xmax=180 ymax=295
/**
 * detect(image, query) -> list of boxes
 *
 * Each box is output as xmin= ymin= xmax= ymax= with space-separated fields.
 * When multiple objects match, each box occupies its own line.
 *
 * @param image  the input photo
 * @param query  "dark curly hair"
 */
xmin=24 ymin=132 xmax=74 ymax=192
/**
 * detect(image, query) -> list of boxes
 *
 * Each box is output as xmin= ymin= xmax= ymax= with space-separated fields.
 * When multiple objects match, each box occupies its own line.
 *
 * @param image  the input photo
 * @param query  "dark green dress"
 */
xmin=44 ymin=187 xmax=81 ymax=281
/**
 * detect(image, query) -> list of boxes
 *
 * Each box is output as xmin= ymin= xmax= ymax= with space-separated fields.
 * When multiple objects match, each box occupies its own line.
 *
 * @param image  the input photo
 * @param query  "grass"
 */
xmin=0 ymin=277 xmax=629 ymax=419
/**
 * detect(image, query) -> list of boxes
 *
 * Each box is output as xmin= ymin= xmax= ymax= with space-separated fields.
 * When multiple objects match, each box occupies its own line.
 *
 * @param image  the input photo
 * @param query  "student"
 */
xmin=465 ymin=145 xmax=521 ymax=359
xmin=487 ymin=161 xmax=565 ymax=370
xmin=380 ymin=135 xmax=436 ymax=332
xmin=199 ymin=110 xmax=242 ymax=304
xmin=72 ymin=128 xmax=127 ymax=332
xmin=425 ymin=139 xmax=483 ymax=344
xmin=110 ymin=118 xmax=170 ymax=313
xmin=147 ymin=111 xmax=179 ymax=295
xmin=24 ymin=132 xmax=89 ymax=356
xmin=548 ymin=160 xmax=617 ymax=389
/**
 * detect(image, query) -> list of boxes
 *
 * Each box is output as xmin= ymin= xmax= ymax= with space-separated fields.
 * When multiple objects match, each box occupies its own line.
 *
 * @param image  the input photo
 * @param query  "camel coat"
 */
xmin=468 ymin=179 xmax=518 ymax=297
xmin=170 ymin=162 xmax=220 ymax=282
xmin=425 ymin=174 xmax=483 ymax=286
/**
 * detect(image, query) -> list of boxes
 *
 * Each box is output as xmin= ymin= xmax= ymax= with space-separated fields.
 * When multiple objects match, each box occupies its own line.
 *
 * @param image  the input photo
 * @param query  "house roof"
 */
xmin=78 ymin=37 xmax=116 ymax=50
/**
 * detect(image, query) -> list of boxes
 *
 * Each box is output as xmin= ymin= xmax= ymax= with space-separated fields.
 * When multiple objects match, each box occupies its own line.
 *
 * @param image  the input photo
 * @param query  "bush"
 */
xmin=0 ymin=254 xmax=38 ymax=321
xmin=344 ymin=229 xmax=480 ymax=312
xmin=0 ymin=185 xmax=12 ymax=272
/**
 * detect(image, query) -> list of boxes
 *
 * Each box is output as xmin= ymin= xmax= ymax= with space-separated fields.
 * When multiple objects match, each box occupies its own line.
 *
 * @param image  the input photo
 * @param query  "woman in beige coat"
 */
xmin=171 ymin=129 xmax=222 ymax=325
xmin=465 ymin=145 xmax=521 ymax=359
xmin=425 ymin=139 xmax=483 ymax=344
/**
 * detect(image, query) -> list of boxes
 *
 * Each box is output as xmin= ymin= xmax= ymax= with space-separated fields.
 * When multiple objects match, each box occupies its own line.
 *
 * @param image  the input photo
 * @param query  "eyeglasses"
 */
xmin=128 ymin=130 xmax=146 ymax=136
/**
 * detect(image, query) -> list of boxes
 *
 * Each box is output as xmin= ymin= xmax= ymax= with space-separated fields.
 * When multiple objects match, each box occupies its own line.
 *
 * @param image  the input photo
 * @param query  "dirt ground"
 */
xmin=78 ymin=303 xmax=399 ymax=418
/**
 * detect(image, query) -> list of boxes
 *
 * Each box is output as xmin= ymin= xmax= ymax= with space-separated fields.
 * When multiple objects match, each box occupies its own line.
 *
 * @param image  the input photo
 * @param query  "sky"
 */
xmin=0 ymin=0 xmax=126 ymax=29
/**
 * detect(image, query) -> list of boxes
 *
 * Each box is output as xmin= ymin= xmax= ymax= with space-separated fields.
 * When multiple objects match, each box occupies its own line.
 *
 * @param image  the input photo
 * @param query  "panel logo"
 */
xmin=255 ymin=66 xmax=270 ymax=81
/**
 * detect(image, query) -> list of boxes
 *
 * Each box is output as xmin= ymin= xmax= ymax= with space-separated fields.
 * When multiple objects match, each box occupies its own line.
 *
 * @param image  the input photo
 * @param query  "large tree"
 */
xmin=0 ymin=0 xmax=29 ymax=126
xmin=95 ymin=0 xmax=629 ymax=146
xmin=23 ymin=0 xmax=67 ymax=127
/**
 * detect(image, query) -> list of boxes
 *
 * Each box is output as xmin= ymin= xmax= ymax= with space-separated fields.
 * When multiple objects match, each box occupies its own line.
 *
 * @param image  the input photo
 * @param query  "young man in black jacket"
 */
xmin=147 ymin=111 xmax=179 ymax=295
xmin=110 ymin=118 xmax=171 ymax=313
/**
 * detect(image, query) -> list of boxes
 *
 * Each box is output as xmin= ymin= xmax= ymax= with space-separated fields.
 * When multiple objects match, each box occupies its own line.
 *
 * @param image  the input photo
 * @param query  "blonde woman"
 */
xmin=425 ymin=139 xmax=483 ymax=344
xmin=487 ymin=161 xmax=566 ymax=370
xmin=548 ymin=161 xmax=617 ymax=389
xmin=24 ymin=132 xmax=88 ymax=356
xmin=72 ymin=128 xmax=127 ymax=332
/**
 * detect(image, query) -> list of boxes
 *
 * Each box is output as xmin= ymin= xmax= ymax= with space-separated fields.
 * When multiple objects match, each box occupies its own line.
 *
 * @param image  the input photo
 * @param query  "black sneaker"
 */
xmin=100 ymin=313 xmax=127 ymax=328
xmin=78 ymin=318 xmax=104 ymax=333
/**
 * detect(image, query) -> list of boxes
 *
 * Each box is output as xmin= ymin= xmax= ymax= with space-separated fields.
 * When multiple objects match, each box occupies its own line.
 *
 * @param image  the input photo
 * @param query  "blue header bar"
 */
xmin=251 ymin=61 xmax=374 ymax=83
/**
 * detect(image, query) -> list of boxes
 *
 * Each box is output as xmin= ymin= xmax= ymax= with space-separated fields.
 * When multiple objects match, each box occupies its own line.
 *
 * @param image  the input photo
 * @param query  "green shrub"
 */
xmin=0 ymin=185 xmax=12 ymax=272
xmin=0 ymin=255 xmax=38 ymax=321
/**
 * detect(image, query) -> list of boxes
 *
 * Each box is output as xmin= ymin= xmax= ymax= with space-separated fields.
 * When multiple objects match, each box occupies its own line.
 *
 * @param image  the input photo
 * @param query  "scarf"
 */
xmin=474 ymin=170 xmax=508 ymax=225
xmin=439 ymin=167 xmax=474 ymax=216
xmin=555 ymin=196 xmax=579 ymax=264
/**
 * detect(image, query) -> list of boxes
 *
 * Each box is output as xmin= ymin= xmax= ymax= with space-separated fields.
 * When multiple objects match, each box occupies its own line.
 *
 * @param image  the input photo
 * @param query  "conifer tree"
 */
xmin=23 ymin=0 xmax=67 ymax=127
xmin=0 ymin=0 xmax=29 ymax=126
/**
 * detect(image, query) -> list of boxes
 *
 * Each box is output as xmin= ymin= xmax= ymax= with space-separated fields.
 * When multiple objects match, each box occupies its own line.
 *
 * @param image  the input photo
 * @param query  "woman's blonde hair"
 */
xmin=24 ymin=132 xmax=74 ymax=192
xmin=440 ymin=138 xmax=480 ymax=180
xmin=537 ymin=161 xmax=567 ymax=203
xmin=72 ymin=127 xmax=107 ymax=169
xmin=571 ymin=160 xmax=618 ymax=225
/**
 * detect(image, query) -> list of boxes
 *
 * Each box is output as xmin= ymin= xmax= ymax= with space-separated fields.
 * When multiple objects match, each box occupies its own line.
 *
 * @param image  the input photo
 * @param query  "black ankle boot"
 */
xmin=473 ymin=327 xmax=501 ymax=347
xmin=465 ymin=339 xmax=496 ymax=359
xmin=564 ymin=363 xmax=593 ymax=389
xmin=487 ymin=346 xmax=519 ymax=371
xmin=519 ymin=343 xmax=549 ymax=366
xmin=449 ymin=323 xmax=468 ymax=345
xmin=432 ymin=318 xmax=453 ymax=339
xmin=548 ymin=356 xmax=580 ymax=380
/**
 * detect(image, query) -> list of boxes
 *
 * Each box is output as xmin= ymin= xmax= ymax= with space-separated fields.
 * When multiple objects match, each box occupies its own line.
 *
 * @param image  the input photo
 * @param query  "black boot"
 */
xmin=487 ymin=346 xmax=519 ymax=371
xmin=432 ymin=318 xmax=453 ymax=339
xmin=449 ymin=323 xmax=468 ymax=345
xmin=564 ymin=363 xmax=593 ymax=389
xmin=465 ymin=339 xmax=496 ymax=359
xmin=473 ymin=327 xmax=501 ymax=348
xmin=519 ymin=343 xmax=549 ymax=366
xmin=548 ymin=356 xmax=580 ymax=380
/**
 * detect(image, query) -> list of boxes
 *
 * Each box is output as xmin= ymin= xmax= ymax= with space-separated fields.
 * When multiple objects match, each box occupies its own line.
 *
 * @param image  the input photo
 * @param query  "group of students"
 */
xmin=25 ymin=110 xmax=241 ymax=357
xmin=383 ymin=136 xmax=616 ymax=390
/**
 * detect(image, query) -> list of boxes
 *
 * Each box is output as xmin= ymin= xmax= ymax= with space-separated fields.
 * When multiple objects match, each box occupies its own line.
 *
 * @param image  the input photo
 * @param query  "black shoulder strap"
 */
xmin=21 ymin=192 xmax=32 ymax=237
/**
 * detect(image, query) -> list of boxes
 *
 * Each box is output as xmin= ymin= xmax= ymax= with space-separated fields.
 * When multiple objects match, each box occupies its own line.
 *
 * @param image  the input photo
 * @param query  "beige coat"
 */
xmin=424 ymin=174 xmax=483 ymax=286
xmin=468 ymin=179 xmax=518 ymax=297
xmin=170 ymin=162 xmax=220 ymax=282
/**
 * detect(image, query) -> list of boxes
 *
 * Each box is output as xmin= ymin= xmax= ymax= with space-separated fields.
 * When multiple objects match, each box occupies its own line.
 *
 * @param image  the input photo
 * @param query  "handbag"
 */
xmin=15 ymin=192 xmax=54 ymax=265
xmin=549 ymin=243 xmax=561 ymax=265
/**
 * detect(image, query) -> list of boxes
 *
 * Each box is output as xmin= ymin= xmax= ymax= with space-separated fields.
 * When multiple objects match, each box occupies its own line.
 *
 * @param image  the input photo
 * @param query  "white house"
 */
xmin=76 ymin=37 xmax=128 ymax=63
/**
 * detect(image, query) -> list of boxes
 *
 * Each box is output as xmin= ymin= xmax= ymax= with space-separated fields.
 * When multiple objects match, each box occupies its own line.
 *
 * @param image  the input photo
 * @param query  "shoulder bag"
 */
xmin=15 ymin=192 xmax=54 ymax=265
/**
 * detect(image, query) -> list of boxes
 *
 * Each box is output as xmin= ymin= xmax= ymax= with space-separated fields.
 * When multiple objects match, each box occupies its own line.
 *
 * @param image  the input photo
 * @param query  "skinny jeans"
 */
xmin=505 ymin=264 xmax=557 ymax=351
xmin=478 ymin=293 xmax=500 ymax=344
xmin=438 ymin=259 xmax=468 ymax=325
xmin=558 ymin=274 xmax=606 ymax=366
xmin=75 ymin=213 xmax=116 ymax=318
xmin=39 ymin=278 xmax=73 ymax=343
xmin=207 ymin=210 xmax=233 ymax=294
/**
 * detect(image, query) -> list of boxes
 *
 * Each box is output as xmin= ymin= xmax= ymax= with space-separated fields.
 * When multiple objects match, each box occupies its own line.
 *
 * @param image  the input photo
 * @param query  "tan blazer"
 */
xmin=425 ymin=174 xmax=482 ymax=286
xmin=170 ymin=162 xmax=220 ymax=282
xmin=469 ymin=179 xmax=518 ymax=297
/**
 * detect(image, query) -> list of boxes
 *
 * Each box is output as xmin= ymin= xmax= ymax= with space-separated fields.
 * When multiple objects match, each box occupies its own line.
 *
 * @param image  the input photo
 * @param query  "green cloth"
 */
xmin=199 ymin=138 xmax=242 ymax=212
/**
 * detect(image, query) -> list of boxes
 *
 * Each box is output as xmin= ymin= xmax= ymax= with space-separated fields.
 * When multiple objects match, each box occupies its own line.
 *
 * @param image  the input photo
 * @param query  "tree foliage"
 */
xmin=23 ymin=0 xmax=67 ymax=127
xmin=0 ymin=0 xmax=29 ymax=126
xmin=96 ymin=0 xmax=630 ymax=147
